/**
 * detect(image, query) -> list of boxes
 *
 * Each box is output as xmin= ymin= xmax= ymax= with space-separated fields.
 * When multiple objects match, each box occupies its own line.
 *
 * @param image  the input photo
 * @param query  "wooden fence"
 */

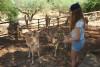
xmin=0 ymin=11 xmax=100 ymax=36
xmin=28 ymin=16 xmax=67 ymax=30
xmin=0 ymin=16 xmax=67 ymax=36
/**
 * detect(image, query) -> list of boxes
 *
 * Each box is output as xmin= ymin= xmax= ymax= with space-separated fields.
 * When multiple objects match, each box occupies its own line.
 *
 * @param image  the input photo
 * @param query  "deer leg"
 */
xmin=28 ymin=47 xmax=31 ymax=58
xmin=31 ymin=48 xmax=34 ymax=64
xmin=54 ymin=43 xmax=59 ymax=57
xmin=37 ymin=50 xmax=42 ymax=63
xmin=64 ymin=43 xmax=66 ymax=48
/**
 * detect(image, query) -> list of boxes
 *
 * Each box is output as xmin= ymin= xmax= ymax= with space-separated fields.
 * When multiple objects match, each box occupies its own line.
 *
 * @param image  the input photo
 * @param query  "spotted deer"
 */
xmin=23 ymin=29 xmax=41 ymax=64
xmin=43 ymin=27 xmax=66 ymax=57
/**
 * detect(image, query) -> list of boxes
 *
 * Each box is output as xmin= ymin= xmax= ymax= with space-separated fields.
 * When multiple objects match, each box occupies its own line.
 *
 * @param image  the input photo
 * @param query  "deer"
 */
xmin=23 ymin=29 xmax=41 ymax=64
xmin=42 ymin=27 xmax=66 ymax=57
xmin=36 ymin=26 xmax=67 ymax=57
xmin=51 ymin=30 xmax=66 ymax=57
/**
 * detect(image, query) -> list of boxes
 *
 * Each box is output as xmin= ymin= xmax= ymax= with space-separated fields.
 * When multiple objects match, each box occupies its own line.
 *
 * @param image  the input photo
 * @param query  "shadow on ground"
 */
xmin=0 ymin=26 xmax=100 ymax=67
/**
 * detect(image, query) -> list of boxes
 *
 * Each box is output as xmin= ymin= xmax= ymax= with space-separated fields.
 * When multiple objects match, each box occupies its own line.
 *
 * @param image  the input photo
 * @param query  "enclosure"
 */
xmin=0 ymin=0 xmax=100 ymax=67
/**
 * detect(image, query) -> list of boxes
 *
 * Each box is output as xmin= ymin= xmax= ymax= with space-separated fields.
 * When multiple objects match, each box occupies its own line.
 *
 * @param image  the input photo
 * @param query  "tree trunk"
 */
xmin=25 ymin=15 xmax=29 ymax=28
xmin=45 ymin=14 xmax=51 ymax=28
xmin=59 ymin=11 xmax=61 ymax=16
xmin=8 ymin=20 xmax=22 ymax=40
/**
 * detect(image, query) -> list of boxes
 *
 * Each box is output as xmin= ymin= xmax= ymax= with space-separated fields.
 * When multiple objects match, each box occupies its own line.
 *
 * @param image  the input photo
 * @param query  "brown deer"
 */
xmin=23 ymin=29 xmax=41 ymax=64
xmin=42 ymin=27 xmax=66 ymax=57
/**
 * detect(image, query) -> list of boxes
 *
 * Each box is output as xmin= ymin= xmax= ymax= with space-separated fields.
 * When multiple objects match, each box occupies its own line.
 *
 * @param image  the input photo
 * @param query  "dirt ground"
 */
xmin=0 ymin=25 xmax=100 ymax=67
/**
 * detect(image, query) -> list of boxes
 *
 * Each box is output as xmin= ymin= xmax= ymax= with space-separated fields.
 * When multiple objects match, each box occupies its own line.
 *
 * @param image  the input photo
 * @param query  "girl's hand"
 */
xmin=63 ymin=36 xmax=69 ymax=43
xmin=63 ymin=35 xmax=72 ymax=43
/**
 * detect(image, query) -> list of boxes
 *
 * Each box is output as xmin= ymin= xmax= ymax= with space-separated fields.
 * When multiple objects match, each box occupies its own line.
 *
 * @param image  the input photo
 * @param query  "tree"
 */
xmin=82 ymin=0 xmax=100 ymax=12
xmin=43 ymin=0 xmax=52 ymax=15
xmin=51 ymin=0 xmax=69 ymax=16
xmin=51 ymin=0 xmax=85 ymax=16
xmin=12 ymin=0 xmax=48 ymax=27
xmin=0 ymin=0 xmax=19 ymax=21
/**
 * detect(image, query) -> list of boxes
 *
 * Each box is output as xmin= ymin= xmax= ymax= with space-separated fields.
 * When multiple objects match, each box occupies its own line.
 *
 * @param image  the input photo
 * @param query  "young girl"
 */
xmin=63 ymin=3 xmax=88 ymax=67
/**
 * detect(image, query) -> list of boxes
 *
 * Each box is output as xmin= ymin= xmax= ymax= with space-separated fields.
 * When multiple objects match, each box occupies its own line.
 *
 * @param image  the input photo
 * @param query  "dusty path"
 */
xmin=0 ymin=25 xmax=100 ymax=67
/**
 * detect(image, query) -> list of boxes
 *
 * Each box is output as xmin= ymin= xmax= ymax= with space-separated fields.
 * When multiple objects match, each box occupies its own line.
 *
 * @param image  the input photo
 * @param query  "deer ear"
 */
xmin=37 ymin=30 xmax=40 ymax=33
xmin=22 ymin=33 xmax=26 ymax=36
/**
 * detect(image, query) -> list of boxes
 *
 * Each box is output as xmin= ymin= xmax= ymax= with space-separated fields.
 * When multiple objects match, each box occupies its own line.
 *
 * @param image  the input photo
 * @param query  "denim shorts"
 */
xmin=72 ymin=39 xmax=85 ymax=52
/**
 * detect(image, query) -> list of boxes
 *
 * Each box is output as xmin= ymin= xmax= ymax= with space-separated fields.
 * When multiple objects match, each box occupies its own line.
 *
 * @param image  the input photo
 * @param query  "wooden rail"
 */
xmin=0 ymin=11 xmax=100 ymax=36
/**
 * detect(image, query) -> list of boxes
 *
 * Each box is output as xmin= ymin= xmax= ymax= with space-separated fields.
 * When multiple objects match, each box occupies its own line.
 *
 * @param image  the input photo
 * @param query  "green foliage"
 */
xmin=83 ymin=0 xmax=100 ymax=12
xmin=7 ymin=7 xmax=19 ymax=21
xmin=0 ymin=0 xmax=19 ymax=21
xmin=43 ymin=1 xmax=52 ymax=14
xmin=12 ymin=0 xmax=47 ymax=16
xmin=13 ymin=0 xmax=86 ymax=16
xmin=51 ymin=0 xmax=85 ymax=14
xmin=12 ymin=0 xmax=49 ymax=21
xmin=0 ymin=0 xmax=9 ymax=12
xmin=51 ymin=0 xmax=69 ymax=13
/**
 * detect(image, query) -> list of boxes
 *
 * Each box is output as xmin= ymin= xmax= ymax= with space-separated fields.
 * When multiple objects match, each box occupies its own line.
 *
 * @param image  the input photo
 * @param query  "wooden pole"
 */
xmin=38 ymin=19 xmax=39 ymax=30
xmin=57 ymin=16 xmax=60 ymax=27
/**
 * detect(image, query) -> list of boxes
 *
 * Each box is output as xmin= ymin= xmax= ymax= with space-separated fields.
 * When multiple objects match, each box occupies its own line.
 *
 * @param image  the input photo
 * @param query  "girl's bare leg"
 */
xmin=71 ymin=49 xmax=78 ymax=67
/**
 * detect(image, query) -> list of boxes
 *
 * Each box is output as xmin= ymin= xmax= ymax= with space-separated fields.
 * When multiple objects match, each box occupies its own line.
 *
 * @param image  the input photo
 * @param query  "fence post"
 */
xmin=57 ymin=16 xmax=60 ymax=27
xmin=45 ymin=15 xmax=51 ymax=28
xmin=38 ymin=19 xmax=39 ymax=30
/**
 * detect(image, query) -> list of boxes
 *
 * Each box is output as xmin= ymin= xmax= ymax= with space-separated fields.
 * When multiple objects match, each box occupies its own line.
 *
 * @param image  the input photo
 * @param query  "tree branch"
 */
xmin=30 ymin=10 xmax=37 ymax=21
xmin=18 ymin=8 xmax=28 ymax=15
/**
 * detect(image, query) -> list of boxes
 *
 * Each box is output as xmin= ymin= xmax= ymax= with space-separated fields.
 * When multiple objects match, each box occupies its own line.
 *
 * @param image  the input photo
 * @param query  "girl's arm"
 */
xmin=64 ymin=28 xmax=81 ymax=43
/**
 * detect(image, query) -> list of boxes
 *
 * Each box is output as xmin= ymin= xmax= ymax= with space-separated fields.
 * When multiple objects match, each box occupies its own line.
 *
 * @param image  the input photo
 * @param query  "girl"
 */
xmin=63 ymin=3 xmax=88 ymax=67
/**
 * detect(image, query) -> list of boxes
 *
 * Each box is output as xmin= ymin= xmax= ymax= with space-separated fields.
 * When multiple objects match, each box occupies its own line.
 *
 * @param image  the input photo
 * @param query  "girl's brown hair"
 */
xmin=69 ymin=8 xmax=84 ymax=32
